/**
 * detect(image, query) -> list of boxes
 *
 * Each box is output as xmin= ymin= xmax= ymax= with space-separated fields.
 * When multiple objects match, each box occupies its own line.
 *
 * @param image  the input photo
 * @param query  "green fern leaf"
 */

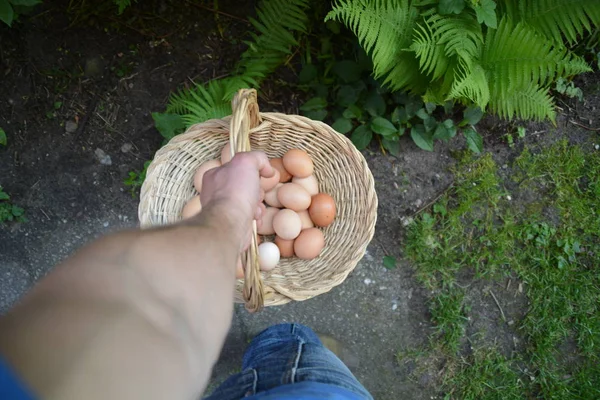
xmin=448 ymin=60 xmax=490 ymax=108
xmin=167 ymin=80 xmax=232 ymax=126
xmin=482 ymin=17 xmax=591 ymax=120
xmin=327 ymin=0 xmax=427 ymax=92
xmin=483 ymin=17 xmax=591 ymax=91
xmin=410 ymin=18 xmax=450 ymax=80
xmin=489 ymin=83 xmax=556 ymax=122
xmin=410 ymin=13 xmax=483 ymax=80
xmin=504 ymin=0 xmax=600 ymax=45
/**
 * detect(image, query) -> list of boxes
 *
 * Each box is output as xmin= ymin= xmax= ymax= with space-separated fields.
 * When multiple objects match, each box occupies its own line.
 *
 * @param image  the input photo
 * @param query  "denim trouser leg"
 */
xmin=205 ymin=323 xmax=372 ymax=399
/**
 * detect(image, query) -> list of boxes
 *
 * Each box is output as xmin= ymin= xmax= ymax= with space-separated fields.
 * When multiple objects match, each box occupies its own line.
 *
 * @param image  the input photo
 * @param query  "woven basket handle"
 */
xmin=229 ymin=89 xmax=264 ymax=313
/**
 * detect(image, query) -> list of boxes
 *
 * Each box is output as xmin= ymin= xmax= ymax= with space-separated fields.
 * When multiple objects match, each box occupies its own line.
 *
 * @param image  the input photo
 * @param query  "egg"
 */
xmin=264 ymin=183 xmax=283 ymax=208
xmin=235 ymin=257 xmax=245 ymax=279
xmin=277 ymin=183 xmax=311 ymax=211
xmin=258 ymin=242 xmax=280 ymax=271
xmin=309 ymin=193 xmax=336 ymax=227
xmin=221 ymin=142 xmax=233 ymax=164
xmin=283 ymin=149 xmax=313 ymax=178
xmin=260 ymin=168 xmax=280 ymax=192
xmin=193 ymin=159 xmax=221 ymax=192
xmin=294 ymin=228 xmax=325 ymax=260
xmin=275 ymin=236 xmax=295 ymax=257
xmin=270 ymin=158 xmax=292 ymax=182
xmin=257 ymin=207 xmax=279 ymax=235
xmin=292 ymin=175 xmax=319 ymax=196
xmin=181 ymin=195 xmax=202 ymax=219
xmin=297 ymin=210 xmax=314 ymax=230
xmin=272 ymin=209 xmax=302 ymax=240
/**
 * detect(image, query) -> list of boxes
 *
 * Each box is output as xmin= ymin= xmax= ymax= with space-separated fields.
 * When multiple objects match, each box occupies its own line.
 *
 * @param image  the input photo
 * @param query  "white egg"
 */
xmin=258 ymin=242 xmax=280 ymax=271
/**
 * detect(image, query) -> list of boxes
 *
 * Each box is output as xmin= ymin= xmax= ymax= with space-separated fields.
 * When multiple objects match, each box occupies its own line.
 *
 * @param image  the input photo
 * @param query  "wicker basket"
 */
xmin=139 ymin=89 xmax=377 ymax=312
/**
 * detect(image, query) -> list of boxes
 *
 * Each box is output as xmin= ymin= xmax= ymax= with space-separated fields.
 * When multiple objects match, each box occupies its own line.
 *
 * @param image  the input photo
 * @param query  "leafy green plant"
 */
xmin=0 ymin=127 xmax=6 ymax=147
xmin=124 ymin=161 xmax=150 ymax=197
xmin=299 ymin=54 xmax=484 ymax=153
xmin=555 ymin=77 xmax=584 ymax=101
xmin=0 ymin=187 xmax=25 ymax=223
xmin=326 ymin=0 xmax=598 ymax=122
xmin=113 ymin=0 xmax=131 ymax=14
xmin=0 ymin=0 xmax=41 ymax=26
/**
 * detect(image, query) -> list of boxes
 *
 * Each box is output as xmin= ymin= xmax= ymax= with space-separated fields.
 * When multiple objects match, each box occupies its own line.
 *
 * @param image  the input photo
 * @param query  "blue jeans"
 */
xmin=205 ymin=324 xmax=373 ymax=399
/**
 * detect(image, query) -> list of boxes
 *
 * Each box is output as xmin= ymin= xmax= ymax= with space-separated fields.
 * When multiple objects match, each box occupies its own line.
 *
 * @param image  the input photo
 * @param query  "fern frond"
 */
xmin=326 ymin=0 xmax=427 ymax=92
xmin=163 ymin=0 xmax=309 ymax=126
xmin=237 ymin=0 xmax=309 ymax=81
xmin=511 ymin=0 xmax=600 ymax=45
xmin=410 ymin=13 xmax=483 ymax=80
xmin=167 ymin=80 xmax=232 ymax=126
xmin=483 ymin=17 xmax=592 ymax=91
xmin=481 ymin=17 xmax=591 ymax=121
xmin=410 ymin=18 xmax=450 ymax=80
xmin=489 ymin=83 xmax=556 ymax=122
xmin=448 ymin=61 xmax=490 ymax=108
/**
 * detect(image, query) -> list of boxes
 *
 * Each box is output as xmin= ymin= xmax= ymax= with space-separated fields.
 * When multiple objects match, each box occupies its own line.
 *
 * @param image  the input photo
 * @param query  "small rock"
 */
xmin=121 ymin=143 xmax=133 ymax=153
xmin=94 ymin=148 xmax=112 ymax=166
xmin=103 ymin=222 xmax=109 ymax=227
xmin=392 ymin=301 xmax=398 ymax=311
xmin=595 ymin=144 xmax=599 ymax=150
xmin=364 ymin=278 xmax=372 ymax=285
xmin=508 ymin=320 xmax=515 ymax=326
xmin=401 ymin=216 xmax=414 ymax=227
xmin=502 ymin=164 xmax=508 ymax=169
xmin=65 ymin=120 xmax=78 ymax=133
xmin=506 ymin=195 xmax=512 ymax=201
xmin=412 ymin=199 xmax=423 ymax=208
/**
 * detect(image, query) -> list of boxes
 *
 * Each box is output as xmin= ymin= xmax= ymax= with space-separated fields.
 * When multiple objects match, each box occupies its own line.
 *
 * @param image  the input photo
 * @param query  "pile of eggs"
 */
xmin=180 ymin=144 xmax=336 ymax=279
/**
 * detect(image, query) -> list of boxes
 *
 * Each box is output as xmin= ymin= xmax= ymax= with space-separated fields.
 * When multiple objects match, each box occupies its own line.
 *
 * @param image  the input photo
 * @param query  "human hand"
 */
xmin=199 ymin=151 xmax=273 ymax=247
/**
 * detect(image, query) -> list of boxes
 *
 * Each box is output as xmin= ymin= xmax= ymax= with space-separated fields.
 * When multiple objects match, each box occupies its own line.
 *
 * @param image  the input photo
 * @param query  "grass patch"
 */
xmin=444 ymin=347 xmax=523 ymax=400
xmin=404 ymin=140 xmax=600 ymax=398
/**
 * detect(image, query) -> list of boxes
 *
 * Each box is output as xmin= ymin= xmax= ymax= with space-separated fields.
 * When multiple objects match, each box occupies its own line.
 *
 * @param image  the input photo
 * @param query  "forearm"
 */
xmin=0 ymin=203 xmax=246 ymax=399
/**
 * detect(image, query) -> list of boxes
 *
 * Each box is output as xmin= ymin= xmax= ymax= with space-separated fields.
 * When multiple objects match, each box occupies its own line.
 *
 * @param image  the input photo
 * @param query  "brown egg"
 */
xmin=265 ymin=183 xmax=283 ymax=208
xmin=272 ymin=209 xmax=302 ymax=240
xmin=277 ymin=183 xmax=312 ymax=211
xmin=297 ymin=210 xmax=314 ymax=230
xmin=292 ymin=175 xmax=319 ymax=196
xmin=181 ymin=195 xmax=202 ymax=219
xmin=193 ymin=159 xmax=221 ymax=192
xmin=235 ymin=257 xmax=245 ymax=279
xmin=309 ymin=193 xmax=336 ymax=227
xmin=283 ymin=149 xmax=313 ymax=178
xmin=275 ymin=236 xmax=295 ymax=257
xmin=258 ymin=207 xmax=279 ymax=235
xmin=270 ymin=158 xmax=292 ymax=182
xmin=221 ymin=142 xmax=233 ymax=164
xmin=294 ymin=228 xmax=325 ymax=260
xmin=260 ymin=168 xmax=280 ymax=192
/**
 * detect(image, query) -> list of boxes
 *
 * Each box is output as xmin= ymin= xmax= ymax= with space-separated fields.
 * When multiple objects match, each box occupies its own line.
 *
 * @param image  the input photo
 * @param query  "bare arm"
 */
xmin=0 ymin=152 xmax=273 ymax=400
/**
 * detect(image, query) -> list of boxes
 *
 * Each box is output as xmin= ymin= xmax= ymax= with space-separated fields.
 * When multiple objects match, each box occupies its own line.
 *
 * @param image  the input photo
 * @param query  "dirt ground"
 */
xmin=1 ymin=2 xmax=599 ymax=399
